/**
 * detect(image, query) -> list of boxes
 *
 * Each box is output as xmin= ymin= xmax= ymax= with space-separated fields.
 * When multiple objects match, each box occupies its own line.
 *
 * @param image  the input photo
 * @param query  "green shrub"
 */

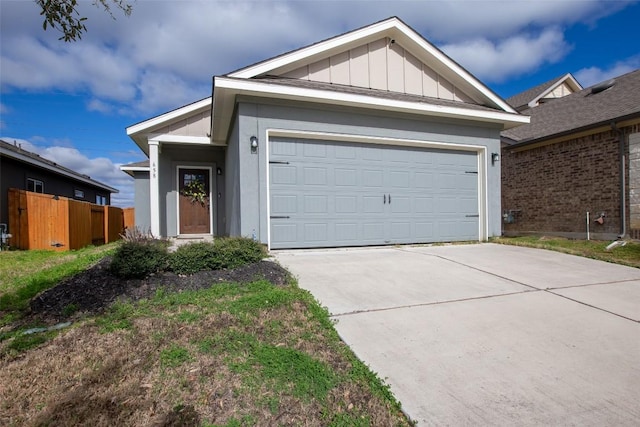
xmin=213 ymin=237 xmax=267 ymax=269
xmin=110 ymin=240 xmax=169 ymax=279
xmin=169 ymin=237 xmax=267 ymax=275
xmin=168 ymin=242 xmax=218 ymax=275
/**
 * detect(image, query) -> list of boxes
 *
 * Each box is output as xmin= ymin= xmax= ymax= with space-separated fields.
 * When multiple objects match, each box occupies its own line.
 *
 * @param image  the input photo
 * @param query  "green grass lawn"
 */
xmin=0 ymin=244 xmax=117 ymax=324
xmin=0 ymin=244 xmax=411 ymax=426
xmin=492 ymin=236 xmax=640 ymax=268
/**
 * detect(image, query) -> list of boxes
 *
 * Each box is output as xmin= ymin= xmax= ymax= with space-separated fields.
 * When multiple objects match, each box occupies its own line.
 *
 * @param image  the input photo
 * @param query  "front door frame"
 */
xmin=176 ymin=164 xmax=215 ymax=236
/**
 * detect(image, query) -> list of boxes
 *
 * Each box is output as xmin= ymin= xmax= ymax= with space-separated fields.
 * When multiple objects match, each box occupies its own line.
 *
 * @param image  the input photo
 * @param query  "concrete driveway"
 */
xmin=275 ymin=243 xmax=640 ymax=426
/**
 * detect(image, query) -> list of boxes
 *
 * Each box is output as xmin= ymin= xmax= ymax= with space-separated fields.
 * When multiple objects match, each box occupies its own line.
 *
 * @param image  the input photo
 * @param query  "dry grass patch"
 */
xmin=1 ymin=281 xmax=411 ymax=426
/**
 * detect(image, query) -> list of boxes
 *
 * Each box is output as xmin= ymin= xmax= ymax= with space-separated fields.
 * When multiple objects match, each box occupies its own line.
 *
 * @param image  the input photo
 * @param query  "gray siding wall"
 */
xmin=133 ymin=171 xmax=151 ymax=232
xmin=225 ymin=117 xmax=241 ymax=236
xmin=234 ymin=98 xmax=503 ymax=244
xmin=158 ymin=145 xmax=225 ymax=237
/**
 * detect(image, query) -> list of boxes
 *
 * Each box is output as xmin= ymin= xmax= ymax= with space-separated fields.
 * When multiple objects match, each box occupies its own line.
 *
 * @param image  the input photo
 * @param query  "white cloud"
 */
xmin=574 ymin=55 xmax=640 ymax=87
xmin=3 ymin=137 xmax=135 ymax=207
xmin=441 ymin=28 xmax=571 ymax=82
xmin=2 ymin=0 xmax=636 ymax=116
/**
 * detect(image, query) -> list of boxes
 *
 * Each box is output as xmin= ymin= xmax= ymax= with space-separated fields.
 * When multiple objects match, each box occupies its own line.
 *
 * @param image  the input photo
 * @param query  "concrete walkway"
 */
xmin=275 ymin=243 xmax=640 ymax=426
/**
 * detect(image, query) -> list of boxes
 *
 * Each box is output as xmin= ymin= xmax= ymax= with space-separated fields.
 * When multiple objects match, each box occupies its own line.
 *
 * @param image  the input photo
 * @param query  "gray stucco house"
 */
xmin=122 ymin=17 xmax=527 ymax=249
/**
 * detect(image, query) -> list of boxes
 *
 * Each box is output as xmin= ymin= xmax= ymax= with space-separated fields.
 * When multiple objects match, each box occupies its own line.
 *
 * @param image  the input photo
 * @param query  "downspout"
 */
xmin=611 ymin=122 xmax=626 ymax=238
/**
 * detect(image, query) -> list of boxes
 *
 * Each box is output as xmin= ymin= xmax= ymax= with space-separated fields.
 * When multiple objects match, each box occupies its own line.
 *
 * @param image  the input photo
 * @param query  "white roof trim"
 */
xmin=215 ymin=77 xmax=528 ymax=128
xmin=148 ymin=135 xmax=211 ymax=145
xmin=126 ymin=97 xmax=211 ymax=136
xmin=528 ymin=73 xmax=583 ymax=108
xmin=227 ymin=17 xmax=515 ymax=114
xmin=120 ymin=166 xmax=149 ymax=171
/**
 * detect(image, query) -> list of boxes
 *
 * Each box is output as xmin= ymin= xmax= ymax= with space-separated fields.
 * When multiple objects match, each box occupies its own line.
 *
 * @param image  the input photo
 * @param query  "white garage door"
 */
xmin=269 ymin=137 xmax=479 ymax=249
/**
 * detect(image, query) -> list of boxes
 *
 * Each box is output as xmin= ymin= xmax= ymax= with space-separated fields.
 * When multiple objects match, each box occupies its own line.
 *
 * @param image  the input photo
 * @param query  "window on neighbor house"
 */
xmin=27 ymin=178 xmax=44 ymax=193
xmin=74 ymin=189 xmax=85 ymax=199
xmin=96 ymin=194 xmax=107 ymax=205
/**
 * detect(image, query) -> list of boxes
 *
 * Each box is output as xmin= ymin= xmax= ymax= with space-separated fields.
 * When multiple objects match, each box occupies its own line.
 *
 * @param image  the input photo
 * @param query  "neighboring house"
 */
xmin=123 ymin=17 xmax=527 ymax=250
xmin=501 ymin=69 xmax=640 ymax=240
xmin=0 ymin=138 xmax=118 ymax=228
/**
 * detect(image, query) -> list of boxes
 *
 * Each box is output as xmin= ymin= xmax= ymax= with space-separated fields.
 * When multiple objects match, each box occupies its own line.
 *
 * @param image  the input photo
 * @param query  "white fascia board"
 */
xmin=228 ymin=18 xmax=399 ymax=79
xmin=120 ymin=165 xmax=149 ymax=177
xmin=147 ymin=134 xmax=211 ymax=145
xmin=214 ymin=77 xmax=529 ymax=128
xmin=528 ymin=73 xmax=583 ymax=108
xmin=126 ymin=97 xmax=212 ymax=136
xmin=2 ymin=146 xmax=118 ymax=192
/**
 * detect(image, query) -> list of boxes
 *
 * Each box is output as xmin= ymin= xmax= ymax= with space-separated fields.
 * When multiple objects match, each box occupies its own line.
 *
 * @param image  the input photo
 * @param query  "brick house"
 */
xmin=501 ymin=69 xmax=640 ymax=240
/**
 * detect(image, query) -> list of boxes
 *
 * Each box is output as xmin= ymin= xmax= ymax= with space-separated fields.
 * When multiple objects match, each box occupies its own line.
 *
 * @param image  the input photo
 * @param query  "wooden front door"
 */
xmin=179 ymin=168 xmax=211 ymax=234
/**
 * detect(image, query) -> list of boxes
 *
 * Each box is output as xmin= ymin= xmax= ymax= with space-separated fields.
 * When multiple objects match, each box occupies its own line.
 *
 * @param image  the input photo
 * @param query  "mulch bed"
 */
xmin=28 ymin=257 xmax=290 ymax=324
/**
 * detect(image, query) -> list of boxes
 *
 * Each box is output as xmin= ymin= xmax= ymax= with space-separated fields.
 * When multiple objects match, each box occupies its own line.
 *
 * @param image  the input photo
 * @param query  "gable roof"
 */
xmin=502 ymin=69 xmax=640 ymax=145
xmin=228 ymin=17 xmax=515 ymax=113
xmin=126 ymin=97 xmax=212 ymax=154
xmin=0 ymin=139 xmax=118 ymax=193
xmin=507 ymin=73 xmax=582 ymax=111
xmin=211 ymin=17 xmax=527 ymax=144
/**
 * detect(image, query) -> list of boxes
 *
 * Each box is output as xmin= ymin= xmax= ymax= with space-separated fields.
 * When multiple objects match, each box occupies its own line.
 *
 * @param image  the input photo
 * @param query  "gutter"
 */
xmin=611 ymin=122 xmax=627 ymax=238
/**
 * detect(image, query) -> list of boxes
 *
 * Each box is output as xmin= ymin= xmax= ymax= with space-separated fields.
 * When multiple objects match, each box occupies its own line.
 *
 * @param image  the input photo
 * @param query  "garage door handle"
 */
xmin=388 ymin=194 xmax=391 ymax=204
xmin=466 ymin=214 xmax=479 ymax=217
xmin=270 ymin=215 xmax=290 ymax=219
xmin=269 ymin=161 xmax=290 ymax=165
xmin=383 ymin=194 xmax=386 ymax=204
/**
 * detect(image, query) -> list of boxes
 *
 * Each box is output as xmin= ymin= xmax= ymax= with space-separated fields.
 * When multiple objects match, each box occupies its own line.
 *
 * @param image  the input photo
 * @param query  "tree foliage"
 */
xmin=36 ymin=0 xmax=132 ymax=42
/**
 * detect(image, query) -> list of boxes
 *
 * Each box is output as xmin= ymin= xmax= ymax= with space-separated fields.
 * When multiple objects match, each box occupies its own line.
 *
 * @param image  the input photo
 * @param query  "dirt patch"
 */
xmin=28 ymin=257 xmax=290 ymax=324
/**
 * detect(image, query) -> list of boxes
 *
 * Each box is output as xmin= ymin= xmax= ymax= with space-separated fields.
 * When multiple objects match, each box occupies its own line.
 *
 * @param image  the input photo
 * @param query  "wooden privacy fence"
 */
xmin=8 ymin=188 xmax=135 ymax=251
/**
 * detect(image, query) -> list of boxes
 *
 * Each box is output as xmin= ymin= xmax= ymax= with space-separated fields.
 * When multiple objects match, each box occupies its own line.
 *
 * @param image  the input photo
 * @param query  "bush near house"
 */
xmin=111 ymin=237 xmax=268 ymax=278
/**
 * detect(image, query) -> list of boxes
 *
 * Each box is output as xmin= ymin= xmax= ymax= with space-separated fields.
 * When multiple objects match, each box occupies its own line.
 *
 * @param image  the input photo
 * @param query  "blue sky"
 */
xmin=1 ymin=0 xmax=639 ymax=207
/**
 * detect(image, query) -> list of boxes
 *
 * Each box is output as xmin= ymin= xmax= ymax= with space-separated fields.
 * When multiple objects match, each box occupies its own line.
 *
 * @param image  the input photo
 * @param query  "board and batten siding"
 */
xmin=282 ymin=38 xmax=473 ymax=102
xmin=153 ymin=109 xmax=211 ymax=138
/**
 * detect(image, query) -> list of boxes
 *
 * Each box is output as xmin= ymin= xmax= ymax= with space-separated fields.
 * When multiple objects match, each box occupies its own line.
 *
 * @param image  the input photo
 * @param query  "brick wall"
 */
xmin=501 ymin=124 xmax=638 ymax=240
xmin=629 ymin=132 xmax=640 ymax=238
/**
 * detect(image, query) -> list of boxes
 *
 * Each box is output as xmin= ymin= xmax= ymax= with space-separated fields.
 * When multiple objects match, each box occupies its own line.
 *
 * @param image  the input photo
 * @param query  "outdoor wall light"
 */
xmin=491 ymin=152 xmax=500 ymax=165
xmin=217 ymin=167 xmax=222 ymax=175
xmin=250 ymin=136 xmax=258 ymax=153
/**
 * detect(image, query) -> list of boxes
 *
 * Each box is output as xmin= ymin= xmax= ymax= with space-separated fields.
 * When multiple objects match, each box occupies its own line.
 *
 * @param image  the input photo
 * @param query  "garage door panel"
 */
xmin=271 ymin=194 xmax=297 ymax=214
xmin=303 ymin=195 xmax=328 ymax=213
xmin=363 ymin=169 xmax=384 ymax=187
xmin=335 ymin=145 xmax=357 ymax=159
xmin=304 ymin=223 xmax=328 ymax=242
xmin=391 ymin=196 xmax=411 ymax=213
xmin=362 ymin=222 xmax=385 ymax=240
xmin=271 ymin=223 xmax=297 ymax=243
xmin=271 ymin=165 xmax=297 ymax=185
xmin=303 ymin=167 xmax=327 ymax=185
xmin=335 ymin=196 xmax=357 ymax=213
xmin=335 ymin=223 xmax=359 ymax=241
xmin=269 ymin=137 xmax=479 ymax=249
xmin=391 ymin=222 xmax=411 ymax=239
xmin=335 ymin=168 xmax=357 ymax=186
xmin=363 ymin=195 xmax=384 ymax=213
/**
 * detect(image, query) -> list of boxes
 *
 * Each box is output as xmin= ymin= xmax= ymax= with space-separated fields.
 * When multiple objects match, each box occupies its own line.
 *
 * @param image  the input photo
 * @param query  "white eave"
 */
xmin=211 ymin=77 xmax=529 ymax=145
xmin=120 ymin=165 xmax=150 ymax=177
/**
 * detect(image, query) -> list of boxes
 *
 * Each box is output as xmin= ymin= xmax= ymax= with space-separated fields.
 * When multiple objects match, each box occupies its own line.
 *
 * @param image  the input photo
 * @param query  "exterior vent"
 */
xmin=590 ymin=79 xmax=616 ymax=94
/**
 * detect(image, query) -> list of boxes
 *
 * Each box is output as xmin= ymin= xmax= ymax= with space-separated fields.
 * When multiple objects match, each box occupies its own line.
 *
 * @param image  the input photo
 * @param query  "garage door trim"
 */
xmin=265 ymin=128 xmax=488 ymax=250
